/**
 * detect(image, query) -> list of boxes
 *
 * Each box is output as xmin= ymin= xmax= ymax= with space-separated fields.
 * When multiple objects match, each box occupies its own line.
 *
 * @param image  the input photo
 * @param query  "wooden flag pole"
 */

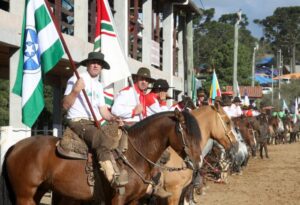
xmin=45 ymin=0 xmax=100 ymax=128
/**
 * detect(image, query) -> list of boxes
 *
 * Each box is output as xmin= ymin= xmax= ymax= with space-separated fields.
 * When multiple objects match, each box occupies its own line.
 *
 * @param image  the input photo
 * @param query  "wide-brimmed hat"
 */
xmin=132 ymin=67 xmax=154 ymax=82
xmin=197 ymin=89 xmax=206 ymax=97
xmin=79 ymin=52 xmax=110 ymax=69
xmin=232 ymin=96 xmax=242 ymax=103
xmin=152 ymin=79 xmax=174 ymax=91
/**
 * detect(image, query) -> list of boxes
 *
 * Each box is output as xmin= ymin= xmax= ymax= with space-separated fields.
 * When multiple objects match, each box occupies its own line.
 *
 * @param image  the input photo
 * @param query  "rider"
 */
xmin=62 ymin=51 xmax=128 ymax=187
xmin=196 ymin=88 xmax=208 ymax=107
xmin=146 ymin=78 xmax=173 ymax=116
xmin=111 ymin=67 xmax=154 ymax=125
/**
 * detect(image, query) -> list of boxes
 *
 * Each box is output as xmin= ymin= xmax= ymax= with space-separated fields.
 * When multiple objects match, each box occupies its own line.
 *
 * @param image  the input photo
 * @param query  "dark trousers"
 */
xmin=68 ymin=120 xmax=120 ymax=161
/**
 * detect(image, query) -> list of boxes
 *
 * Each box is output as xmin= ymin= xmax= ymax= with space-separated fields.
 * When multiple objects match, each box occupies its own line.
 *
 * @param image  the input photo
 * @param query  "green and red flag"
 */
xmin=94 ymin=0 xmax=131 ymax=125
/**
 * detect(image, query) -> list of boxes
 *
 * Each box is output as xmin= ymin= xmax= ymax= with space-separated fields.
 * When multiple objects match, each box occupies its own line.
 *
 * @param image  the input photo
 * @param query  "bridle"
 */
xmin=121 ymin=116 xmax=197 ymax=185
xmin=217 ymin=112 xmax=234 ymax=146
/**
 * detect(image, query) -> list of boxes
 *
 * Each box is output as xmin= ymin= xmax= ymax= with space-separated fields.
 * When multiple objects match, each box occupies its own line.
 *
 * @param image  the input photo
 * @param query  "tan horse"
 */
xmin=162 ymin=103 xmax=238 ymax=205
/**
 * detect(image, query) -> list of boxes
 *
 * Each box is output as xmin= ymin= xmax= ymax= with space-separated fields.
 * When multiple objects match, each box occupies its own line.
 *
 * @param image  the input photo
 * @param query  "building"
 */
xmin=0 ymin=0 xmax=200 ymax=149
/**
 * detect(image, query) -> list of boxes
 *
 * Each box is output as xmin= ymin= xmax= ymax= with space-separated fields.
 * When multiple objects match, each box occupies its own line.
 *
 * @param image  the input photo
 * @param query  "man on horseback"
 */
xmin=146 ymin=78 xmax=173 ymax=115
xmin=62 ymin=51 xmax=128 ymax=188
xmin=111 ymin=67 xmax=154 ymax=125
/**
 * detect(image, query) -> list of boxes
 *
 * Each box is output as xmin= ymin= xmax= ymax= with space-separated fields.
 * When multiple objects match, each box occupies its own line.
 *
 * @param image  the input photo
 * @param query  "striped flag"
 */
xmin=94 ymin=0 xmax=131 ymax=125
xmin=209 ymin=70 xmax=222 ymax=104
xmin=12 ymin=0 xmax=64 ymax=127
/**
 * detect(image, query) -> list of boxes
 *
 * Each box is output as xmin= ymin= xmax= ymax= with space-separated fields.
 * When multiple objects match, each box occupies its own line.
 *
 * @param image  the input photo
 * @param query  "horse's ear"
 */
xmin=214 ymin=101 xmax=221 ymax=112
xmin=174 ymin=108 xmax=185 ymax=123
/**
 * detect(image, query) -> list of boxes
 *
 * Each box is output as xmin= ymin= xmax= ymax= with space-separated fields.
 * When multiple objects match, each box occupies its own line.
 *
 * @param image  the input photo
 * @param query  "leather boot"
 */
xmin=99 ymin=160 xmax=129 ymax=187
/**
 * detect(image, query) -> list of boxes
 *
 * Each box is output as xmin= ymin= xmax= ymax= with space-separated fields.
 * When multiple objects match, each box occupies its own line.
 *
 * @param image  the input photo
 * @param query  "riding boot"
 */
xmin=151 ymin=170 xmax=172 ymax=198
xmin=98 ymin=152 xmax=128 ymax=187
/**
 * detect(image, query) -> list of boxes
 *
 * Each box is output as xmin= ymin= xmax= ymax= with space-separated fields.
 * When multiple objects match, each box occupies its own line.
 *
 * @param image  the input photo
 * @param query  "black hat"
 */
xmin=232 ymin=96 xmax=242 ymax=103
xmin=152 ymin=79 xmax=174 ymax=91
xmin=80 ymin=52 xmax=110 ymax=69
xmin=132 ymin=67 xmax=154 ymax=82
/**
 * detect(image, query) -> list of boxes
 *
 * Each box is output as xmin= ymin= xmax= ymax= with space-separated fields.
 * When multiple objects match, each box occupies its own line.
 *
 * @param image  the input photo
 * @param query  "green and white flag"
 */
xmin=12 ymin=0 xmax=64 ymax=127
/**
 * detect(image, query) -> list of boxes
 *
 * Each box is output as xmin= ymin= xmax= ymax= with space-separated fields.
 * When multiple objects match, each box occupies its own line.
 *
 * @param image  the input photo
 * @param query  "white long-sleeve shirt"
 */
xmin=145 ymin=92 xmax=169 ymax=116
xmin=111 ymin=84 xmax=147 ymax=123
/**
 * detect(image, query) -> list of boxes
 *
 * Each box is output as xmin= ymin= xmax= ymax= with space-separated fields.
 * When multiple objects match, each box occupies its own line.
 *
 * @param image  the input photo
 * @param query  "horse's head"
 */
xmin=210 ymin=102 xmax=239 ymax=158
xmin=178 ymin=95 xmax=197 ymax=111
xmin=169 ymin=109 xmax=202 ymax=170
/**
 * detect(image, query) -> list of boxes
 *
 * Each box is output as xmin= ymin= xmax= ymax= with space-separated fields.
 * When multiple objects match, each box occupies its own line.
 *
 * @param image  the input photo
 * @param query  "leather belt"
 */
xmin=69 ymin=117 xmax=94 ymax=122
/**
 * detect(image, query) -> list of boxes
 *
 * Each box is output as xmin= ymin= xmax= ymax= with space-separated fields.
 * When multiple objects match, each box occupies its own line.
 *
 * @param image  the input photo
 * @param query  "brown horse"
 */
xmin=0 ymin=110 xmax=202 ymax=205
xmin=232 ymin=116 xmax=257 ymax=157
xmin=161 ymin=104 xmax=239 ymax=205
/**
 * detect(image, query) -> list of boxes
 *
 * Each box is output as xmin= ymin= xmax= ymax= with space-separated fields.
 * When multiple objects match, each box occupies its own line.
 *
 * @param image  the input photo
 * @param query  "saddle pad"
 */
xmin=56 ymin=127 xmax=88 ymax=160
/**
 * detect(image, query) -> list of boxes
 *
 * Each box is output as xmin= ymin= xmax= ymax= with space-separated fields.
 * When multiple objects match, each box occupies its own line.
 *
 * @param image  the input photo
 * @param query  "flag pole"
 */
xmin=45 ymin=0 xmax=100 ymax=128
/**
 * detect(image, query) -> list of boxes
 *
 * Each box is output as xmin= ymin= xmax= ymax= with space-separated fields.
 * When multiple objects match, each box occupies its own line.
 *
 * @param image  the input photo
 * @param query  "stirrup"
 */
xmin=111 ymin=169 xmax=129 ymax=187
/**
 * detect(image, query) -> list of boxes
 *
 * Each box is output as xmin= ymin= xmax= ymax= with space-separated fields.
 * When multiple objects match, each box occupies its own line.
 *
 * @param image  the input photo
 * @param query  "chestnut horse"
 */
xmin=161 ymin=103 xmax=239 ymax=205
xmin=0 ymin=110 xmax=202 ymax=205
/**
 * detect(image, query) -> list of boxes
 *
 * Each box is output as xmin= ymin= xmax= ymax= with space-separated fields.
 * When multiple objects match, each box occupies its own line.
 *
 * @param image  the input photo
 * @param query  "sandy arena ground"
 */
xmin=196 ymin=141 xmax=300 ymax=205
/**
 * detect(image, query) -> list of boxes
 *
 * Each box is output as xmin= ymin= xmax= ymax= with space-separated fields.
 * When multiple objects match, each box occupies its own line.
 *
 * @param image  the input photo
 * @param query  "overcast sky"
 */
xmin=197 ymin=0 xmax=300 ymax=38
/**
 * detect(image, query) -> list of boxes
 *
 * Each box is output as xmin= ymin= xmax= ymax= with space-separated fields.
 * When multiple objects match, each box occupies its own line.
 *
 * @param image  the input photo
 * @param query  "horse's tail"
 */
xmin=0 ymin=148 xmax=15 ymax=205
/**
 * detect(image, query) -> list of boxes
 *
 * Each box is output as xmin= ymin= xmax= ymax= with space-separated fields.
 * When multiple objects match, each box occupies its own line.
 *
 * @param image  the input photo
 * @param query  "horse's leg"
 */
xmin=260 ymin=143 xmax=263 ymax=159
xmin=111 ymin=194 xmax=125 ymax=205
xmin=167 ymin=188 xmax=182 ymax=205
xmin=264 ymin=143 xmax=269 ymax=158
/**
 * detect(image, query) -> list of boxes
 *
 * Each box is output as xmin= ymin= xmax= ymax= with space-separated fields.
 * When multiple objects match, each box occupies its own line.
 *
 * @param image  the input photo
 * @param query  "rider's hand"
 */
xmin=134 ymin=104 xmax=144 ymax=115
xmin=73 ymin=78 xmax=85 ymax=94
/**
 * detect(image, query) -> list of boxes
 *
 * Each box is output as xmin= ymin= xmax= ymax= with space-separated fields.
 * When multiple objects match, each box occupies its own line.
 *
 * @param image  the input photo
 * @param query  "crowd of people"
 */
xmin=61 ymin=51 xmax=299 ymax=199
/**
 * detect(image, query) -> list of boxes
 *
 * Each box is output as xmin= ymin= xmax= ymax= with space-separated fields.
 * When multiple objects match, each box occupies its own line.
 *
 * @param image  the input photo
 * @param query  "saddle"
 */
xmin=56 ymin=127 xmax=128 ymax=160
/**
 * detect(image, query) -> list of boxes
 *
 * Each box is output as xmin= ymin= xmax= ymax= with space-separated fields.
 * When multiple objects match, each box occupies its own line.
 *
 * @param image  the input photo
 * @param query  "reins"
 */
xmin=217 ymin=113 xmax=234 ymax=146
xmin=119 ymin=118 xmax=194 ymax=185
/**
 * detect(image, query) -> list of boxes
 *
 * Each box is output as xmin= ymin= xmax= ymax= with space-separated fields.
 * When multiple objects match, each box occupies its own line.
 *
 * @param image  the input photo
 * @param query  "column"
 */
xmin=142 ymin=0 xmax=152 ymax=66
xmin=114 ymin=0 xmax=129 ymax=92
xmin=74 ymin=0 xmax=88 ymax=41
xmin=186 ymin=12 xmax=193 ymax=97
xmin=162 ymin=2 xmax=173 ymax=89
xmin=177 ymin=14 xmax=185 ymax=97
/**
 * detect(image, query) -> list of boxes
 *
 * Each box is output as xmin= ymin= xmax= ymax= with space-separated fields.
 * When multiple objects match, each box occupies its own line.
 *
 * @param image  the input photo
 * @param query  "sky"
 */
xmin=196 ymin=0 xmax=300 ymax=38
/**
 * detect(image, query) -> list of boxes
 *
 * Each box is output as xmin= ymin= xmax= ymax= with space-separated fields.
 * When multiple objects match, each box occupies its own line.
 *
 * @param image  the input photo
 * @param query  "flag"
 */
xmin=94 ymin=0 xmax=131 ymax=125
xmin=294 ymin=98 xmax=298 ymax=123
xmin=94 ymin=0 xmax=131 ymax=87
xmin=282 ymin=99 xmax=289 ymax=112
xmin=243 ymin=90 xmax=250 ymax=106
xmin=191 ymin=72 xmax=197 ymax=104
xmin=209 ymin=70 xmax=222 ymax=104
xmin=12 ymin=0 xmax=64 ymax=127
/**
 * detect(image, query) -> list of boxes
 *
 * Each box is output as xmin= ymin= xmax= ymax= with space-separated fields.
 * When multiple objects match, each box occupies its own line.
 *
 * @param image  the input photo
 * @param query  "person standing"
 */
xmin=62 ymin=51 xmax=128 ymax=187
xmin=111 ymin=67 xmax=154 ymax=125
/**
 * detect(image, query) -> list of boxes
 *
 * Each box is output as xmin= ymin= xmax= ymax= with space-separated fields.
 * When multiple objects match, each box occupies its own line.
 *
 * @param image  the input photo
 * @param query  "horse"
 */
xmin=160 ymin=103 xmax=239 ymax=205
xmin=232 ymin=116 xmax=257 ymax=157
xmin=0 ymin=110 xmax=202 ymax=205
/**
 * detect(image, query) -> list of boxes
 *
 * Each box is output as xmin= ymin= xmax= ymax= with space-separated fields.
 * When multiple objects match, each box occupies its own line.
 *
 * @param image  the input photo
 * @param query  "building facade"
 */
xmin=0 ymin=0 xmax=199 ymax=138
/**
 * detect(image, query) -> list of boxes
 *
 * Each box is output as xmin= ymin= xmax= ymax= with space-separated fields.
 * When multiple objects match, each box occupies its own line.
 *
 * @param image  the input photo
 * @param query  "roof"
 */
xmin=225 ymin=86 xmax=263 ymax=98
xmin=273 ymin=72 xmax=300 ymax=80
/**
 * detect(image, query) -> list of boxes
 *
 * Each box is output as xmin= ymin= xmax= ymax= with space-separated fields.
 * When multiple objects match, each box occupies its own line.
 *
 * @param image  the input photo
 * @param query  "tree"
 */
xmin=193 ymin=9 xmax=256 ymax=92
xmin=254 ymin=7 xmax=300 ymax=70
xmin=0 ymin=79 xmax=9 ymax=126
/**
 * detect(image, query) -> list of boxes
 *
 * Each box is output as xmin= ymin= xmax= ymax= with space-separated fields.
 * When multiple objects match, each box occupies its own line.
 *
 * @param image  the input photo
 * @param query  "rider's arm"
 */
xmin=62 ymin=77 xmax=85 ymax=110
xmin=99 ymin=105 xmax=115 ymax=121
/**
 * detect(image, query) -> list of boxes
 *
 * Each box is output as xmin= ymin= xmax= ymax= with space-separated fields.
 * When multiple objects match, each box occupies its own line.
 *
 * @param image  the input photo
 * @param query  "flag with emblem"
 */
xmin=12 ymin=0 xmax=64 ymax=127
xmin=94 ymin=0 xmax=131 ymax=125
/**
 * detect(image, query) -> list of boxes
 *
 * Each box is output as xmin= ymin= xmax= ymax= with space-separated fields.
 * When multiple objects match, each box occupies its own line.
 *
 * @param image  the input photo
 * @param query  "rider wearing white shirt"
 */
xmin=146 ymin=79 xmax=172 ymax=116
xmin=63 ymin=51 xmax=127 ymax=187
xmin=111 ymin=67 xmax=154 ymax=125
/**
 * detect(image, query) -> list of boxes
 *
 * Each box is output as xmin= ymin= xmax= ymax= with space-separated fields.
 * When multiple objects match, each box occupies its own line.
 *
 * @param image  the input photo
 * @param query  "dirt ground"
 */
xmin=195 ymin=141 xmax=300 ymax=205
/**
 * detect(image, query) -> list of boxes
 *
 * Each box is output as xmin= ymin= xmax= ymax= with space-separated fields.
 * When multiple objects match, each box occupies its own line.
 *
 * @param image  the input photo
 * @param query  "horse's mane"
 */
xmin=128 ymin=111 xmax=201 ymax=143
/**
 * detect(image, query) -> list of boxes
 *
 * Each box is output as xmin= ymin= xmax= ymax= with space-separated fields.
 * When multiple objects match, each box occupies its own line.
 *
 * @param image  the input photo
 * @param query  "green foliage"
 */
xmin=0 ymin=79 xmax=9 ymax=126
xmin=194 ymin=9 xmax=256 ymax=91
xmin=254 ymin=6 xmax=300 ymax=64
